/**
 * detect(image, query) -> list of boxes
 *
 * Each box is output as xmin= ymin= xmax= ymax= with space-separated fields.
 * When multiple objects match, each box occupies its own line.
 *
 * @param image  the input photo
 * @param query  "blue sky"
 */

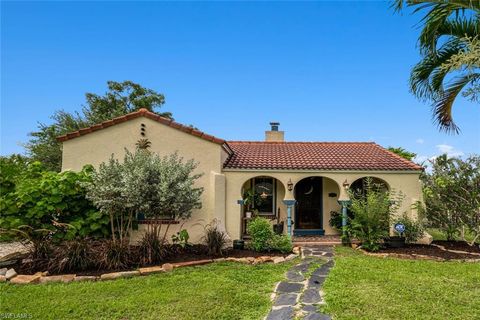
xmin=1 ymin=1 xmax=479 ymax=163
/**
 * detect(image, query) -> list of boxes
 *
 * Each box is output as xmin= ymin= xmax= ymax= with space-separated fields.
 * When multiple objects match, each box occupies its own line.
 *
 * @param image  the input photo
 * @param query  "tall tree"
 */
xmin=387 ymin=146 xmax=417 ymax=161
xmin=394 ymin=0 xmax=479 ymax=133
xmin=25 ymin=81 xmax=171 ymax=171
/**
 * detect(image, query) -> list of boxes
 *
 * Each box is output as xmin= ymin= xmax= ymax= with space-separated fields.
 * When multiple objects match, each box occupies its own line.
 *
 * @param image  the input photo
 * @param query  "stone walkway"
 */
xmin=266 ymin=245 xmax=335 ymax=320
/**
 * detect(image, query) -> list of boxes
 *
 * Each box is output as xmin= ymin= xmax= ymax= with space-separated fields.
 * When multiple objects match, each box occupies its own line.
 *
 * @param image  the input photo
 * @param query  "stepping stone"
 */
xmin=276 ymin=281 xmax=304 ymax=293
xmin=286 ymin=271 xmax=305 ymax=282
xmin=312 ymin=261 xmax=334 ymax=276
xmin=304 ymin=312 xmax=332 ymax=320
xmin=291 ymin=263 xmax=309 ymax=273
xmin=308 ymin=275 xmax=327 ymax=289
xmin=302 ymin=304 xmax=318 ymax=313
xmin=302 ymin=288 xmax=321 ymax=304
xmin=266 ymin=306 xmax=294 ymax=320
xmin=274 ymin=293 xmax=298 ymax=306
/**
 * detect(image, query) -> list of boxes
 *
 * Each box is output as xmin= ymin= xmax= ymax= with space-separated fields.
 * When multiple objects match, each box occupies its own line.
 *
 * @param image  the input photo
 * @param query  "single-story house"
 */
xmin=58 ymin=108 xmax=424 ymax=243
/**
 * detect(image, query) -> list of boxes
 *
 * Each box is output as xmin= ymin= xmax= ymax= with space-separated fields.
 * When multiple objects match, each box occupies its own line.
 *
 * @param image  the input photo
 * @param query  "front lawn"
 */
xmin=0 ymin=261 xmax=293 ymax=320
xmin=322 ymin=246 xmax=480 ymax=320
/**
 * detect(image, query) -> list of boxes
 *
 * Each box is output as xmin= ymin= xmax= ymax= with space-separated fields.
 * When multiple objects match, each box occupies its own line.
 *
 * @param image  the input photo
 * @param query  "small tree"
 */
xmin=85 ymin=149 xmax=203 ymax=263
xmin=422 ymin=155 xmax=480 ymax=245
xmin=348 ymin=178 xmax=403 ymax=252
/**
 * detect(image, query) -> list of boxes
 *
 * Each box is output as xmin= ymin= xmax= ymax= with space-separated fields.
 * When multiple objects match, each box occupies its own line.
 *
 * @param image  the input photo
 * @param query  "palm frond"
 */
xmin=410 ymin=38 xmax=465 ymax=99
xmin=433 ymin=73 xmax=480 ymax=133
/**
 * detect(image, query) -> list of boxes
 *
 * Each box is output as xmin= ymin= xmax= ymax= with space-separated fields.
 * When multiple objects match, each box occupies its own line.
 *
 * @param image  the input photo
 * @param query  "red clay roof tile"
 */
xmin=223 ymin=141 xmax=423 ymax=171
xmin=56 ymin=108 xmax=227 ymax=146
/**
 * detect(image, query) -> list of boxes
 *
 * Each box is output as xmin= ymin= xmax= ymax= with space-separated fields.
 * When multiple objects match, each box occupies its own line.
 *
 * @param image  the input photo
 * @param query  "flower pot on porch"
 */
xmin=386 ymin=236 xmax=406 ymax=248
xmin=233 ymin=239 xmax=245 ymax=250
xmin=273 ymin=222 xmax=284 ymax=235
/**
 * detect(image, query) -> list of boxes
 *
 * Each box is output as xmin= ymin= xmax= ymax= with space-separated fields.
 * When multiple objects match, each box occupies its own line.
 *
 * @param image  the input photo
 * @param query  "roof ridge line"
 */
xmin=57 ymin=108 xmax=226 ymax=145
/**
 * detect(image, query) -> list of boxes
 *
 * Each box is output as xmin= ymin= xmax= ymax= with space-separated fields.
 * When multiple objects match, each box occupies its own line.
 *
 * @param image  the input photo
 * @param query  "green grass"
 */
xmin=322 ymin=247 xmax=480 ymax=320
xmin=426 ymin=228 xmax=476 ymax=242
xmin=0 ymin=261 xmax=293 ymax=320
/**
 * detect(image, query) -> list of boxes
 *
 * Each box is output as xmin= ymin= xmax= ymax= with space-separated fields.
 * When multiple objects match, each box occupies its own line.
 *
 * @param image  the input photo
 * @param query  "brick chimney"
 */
xmin=265 ymin=122 xmax=284 ymax=142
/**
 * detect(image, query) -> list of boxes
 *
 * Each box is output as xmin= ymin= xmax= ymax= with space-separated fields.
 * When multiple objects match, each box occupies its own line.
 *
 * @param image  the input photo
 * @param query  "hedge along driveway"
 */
xmin=322 ymin=247 xmax=480 ymax=320
xmin=1 ymin=261 xmax=294 ymax=320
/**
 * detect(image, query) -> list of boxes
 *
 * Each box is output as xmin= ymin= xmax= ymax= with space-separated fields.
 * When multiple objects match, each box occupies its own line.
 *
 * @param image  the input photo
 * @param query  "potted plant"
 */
xmin=273 ymin=209 xmax=284 ymax=235
xmin=386 ymin=222 xmax=406 ymax=248
xmin=243 ymin=189 xmax=256 ymax=219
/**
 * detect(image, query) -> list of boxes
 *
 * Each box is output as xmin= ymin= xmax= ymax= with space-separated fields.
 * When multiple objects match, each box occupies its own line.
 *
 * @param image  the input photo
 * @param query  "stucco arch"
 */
xmin=350 ymin=176 xmax=391 ymax=194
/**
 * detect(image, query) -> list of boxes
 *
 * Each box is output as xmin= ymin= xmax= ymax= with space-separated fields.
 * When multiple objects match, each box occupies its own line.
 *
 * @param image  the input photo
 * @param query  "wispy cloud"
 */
xmin=435 ymin=144 xmax=464 ymax=157
xmin=415 ymin=138 xmax=424 ymax=144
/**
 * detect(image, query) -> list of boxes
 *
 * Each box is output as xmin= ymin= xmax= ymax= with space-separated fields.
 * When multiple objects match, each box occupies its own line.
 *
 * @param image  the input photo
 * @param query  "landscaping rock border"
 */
xmin=2 ymin=247 xmax=301 ymax=285
xmin=359 ymin=248 xmax=480 ymax=262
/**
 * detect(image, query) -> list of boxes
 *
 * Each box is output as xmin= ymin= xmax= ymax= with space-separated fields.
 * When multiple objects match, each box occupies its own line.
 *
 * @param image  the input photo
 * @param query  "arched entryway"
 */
xmin=240 ymin=176 xmax=286 ymax=237
xmin=293 ymin=176 xmax=340 ymax=236
xmin=350 ymin=177 xmax=390 ymax=197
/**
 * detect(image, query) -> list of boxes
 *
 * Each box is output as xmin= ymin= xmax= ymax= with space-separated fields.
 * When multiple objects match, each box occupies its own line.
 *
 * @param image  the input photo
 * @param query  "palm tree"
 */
xmin=394 ymin=0 xmax=479 ymax=133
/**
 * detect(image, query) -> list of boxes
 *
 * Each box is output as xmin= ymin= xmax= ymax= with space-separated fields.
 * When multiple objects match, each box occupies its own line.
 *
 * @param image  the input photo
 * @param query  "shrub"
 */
xmin=172 ymin=229 xmax=191 ymax=249
xmin=49 ymin=238 xmax=95 ymax=273
xmin=268 ymin=234 xmax=293 ymax=253
xmin=349 ymin=178 xmax=403 ymax=252
xmin=96 ymin=240 xmax=132 ymax=270
xmin=203 ymin=220 xmax=227 ymax=257
xmin=247 ymin=217 xmax=273 ymax=252
xmin=139 ymin=229 xmax=166 ymax=265
xmin=0 ymin=161 xmax=109 ymax=242
xmin=393 ymin=213 xmax=425 ymax=243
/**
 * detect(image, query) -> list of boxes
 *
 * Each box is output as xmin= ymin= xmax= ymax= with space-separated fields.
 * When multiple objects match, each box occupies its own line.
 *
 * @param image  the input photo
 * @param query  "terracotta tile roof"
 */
xmin=56 ymin=108 xmax=226 ymax=145
xmin=223 ymin=141 xmax=423 ymax=171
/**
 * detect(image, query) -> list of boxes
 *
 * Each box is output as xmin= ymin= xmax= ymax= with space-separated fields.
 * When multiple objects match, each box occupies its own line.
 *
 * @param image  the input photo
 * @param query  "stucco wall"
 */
xmin=223 ymin=170 xmax=422 ymax=240
xmin=61 ymin=116 xmax=226 ymax=243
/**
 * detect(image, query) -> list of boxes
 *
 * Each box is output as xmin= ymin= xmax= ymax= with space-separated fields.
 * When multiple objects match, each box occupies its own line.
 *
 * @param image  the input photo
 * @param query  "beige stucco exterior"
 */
xmin=61 ymin=114 xmax=423 ymax=243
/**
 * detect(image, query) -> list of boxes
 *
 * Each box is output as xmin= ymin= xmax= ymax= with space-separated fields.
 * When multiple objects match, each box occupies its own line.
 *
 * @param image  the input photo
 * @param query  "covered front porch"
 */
xmin=237 ymin=175 xmax=346 ymax=239
xmin=229 ymin=173 xmax=393 ymax=240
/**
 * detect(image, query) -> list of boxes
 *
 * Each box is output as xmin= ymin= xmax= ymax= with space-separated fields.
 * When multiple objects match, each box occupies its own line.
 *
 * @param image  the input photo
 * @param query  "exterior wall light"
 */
xmin=287 ymin=179 xmax=293 ymax=192
xmin=342 ymin=179 xmax=350 ymax=189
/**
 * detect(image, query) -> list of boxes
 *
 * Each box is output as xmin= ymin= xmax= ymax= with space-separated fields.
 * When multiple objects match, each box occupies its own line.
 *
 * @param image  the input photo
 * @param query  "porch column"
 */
xmin=237 ymin=199 xmax=244 ymax=237
xmin=338 ymin=200 xmax=351 ymax=245
xmin=283 ymin=200 xmax=296 ymax=237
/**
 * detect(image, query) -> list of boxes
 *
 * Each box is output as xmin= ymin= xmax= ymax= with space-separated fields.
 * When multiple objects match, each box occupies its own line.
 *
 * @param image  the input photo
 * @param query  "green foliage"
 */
xmin=348 ymin=178 xmax=403 ymax=251
xmin=0 ymin=161 xmax=109 ymax=242
xmin=247 ymin=217 xmax=274 ymax=252
xmin=393 ymin=1 xmax=479 ymax=133
xmin=25 ymin=81 xmax=171 ymax=171
xmin=85 ymin=150 xmax=203 ymax=243
xmin=393 ymin=213 xmax=425 ymax=243
xmin=268 ymin=234 xmax=293 ymax=254
xmin=421 ymin=154 xmax=480 ymax=244
xmin=387 ymin=147 xmax=417 ymax=161
xmin=247 ymin=217 xmax=292 ymax=253
xmin=203 ymin=220 xmax=228 ymax=257
xmin=172 ymin=229 xmax=191 ymax=249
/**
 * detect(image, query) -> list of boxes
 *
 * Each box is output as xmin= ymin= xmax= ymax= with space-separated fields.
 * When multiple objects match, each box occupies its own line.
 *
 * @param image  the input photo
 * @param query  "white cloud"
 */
xmin=435 ymin=144 xmax=464 ymax=157
xmin=415 ymin=138 xmax=424 ymax=144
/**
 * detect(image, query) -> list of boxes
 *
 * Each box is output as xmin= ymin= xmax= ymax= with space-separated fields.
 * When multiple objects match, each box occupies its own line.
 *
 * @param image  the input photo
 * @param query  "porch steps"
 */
xmin=292 ymin=235 xmax=342 ymax=246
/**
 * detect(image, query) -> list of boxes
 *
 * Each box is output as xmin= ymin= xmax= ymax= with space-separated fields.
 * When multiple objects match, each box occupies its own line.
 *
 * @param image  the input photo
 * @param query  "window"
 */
xmin=253 ymin=177 xmax=276 ymax=215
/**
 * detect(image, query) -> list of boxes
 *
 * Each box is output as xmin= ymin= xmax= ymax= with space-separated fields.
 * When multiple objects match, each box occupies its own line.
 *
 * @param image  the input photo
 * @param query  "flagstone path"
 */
xmin=266 ymin=245 xmax=335 ymax=320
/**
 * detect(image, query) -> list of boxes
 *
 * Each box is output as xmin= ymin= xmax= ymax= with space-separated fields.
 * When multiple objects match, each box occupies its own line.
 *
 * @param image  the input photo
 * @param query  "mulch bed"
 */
xmin=13 ymin=246 xmax=286 ymax=276
xmin=432 ymin=240 xmax=480 ymax=254
xmin=377 ymin=241 xmax=480 ymax=260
